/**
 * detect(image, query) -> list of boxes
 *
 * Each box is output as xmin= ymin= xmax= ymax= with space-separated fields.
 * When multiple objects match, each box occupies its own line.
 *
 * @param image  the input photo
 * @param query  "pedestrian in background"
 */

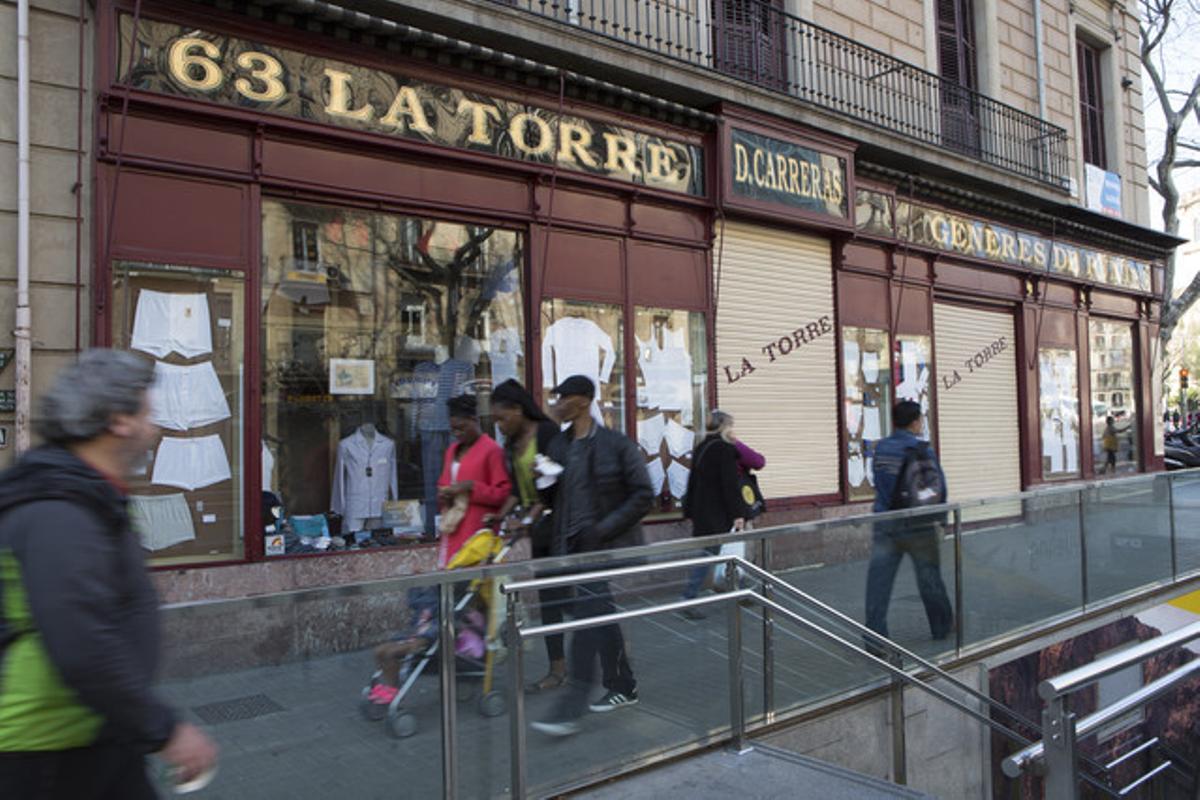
xmin=679 ymin=411 xmax=749 ymax=619
xmin=864 ymin=400 xmax=953 ymax=648
xmin=0 ymin=349 xmax=217 ymax=799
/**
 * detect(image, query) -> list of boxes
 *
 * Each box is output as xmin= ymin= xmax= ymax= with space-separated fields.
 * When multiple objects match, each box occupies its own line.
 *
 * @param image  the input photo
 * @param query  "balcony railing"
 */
xmin=493 ymin=0 xmax=1071 ymax=187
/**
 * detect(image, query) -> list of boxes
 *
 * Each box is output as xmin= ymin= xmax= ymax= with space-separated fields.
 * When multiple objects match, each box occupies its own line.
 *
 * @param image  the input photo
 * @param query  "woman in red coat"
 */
xmin=436 ymin=394 xmax=511 ymax=567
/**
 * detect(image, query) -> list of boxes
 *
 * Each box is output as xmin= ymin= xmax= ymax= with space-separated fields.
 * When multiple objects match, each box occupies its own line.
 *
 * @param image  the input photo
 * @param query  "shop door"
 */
xmin=716 ymin=220 xmax=838 ymax=500
xmin=933 ymin=303 xmax=1021 ymax=502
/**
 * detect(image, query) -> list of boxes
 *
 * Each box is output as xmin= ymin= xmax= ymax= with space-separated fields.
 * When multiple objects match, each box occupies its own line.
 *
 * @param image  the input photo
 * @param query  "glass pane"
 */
xmin=1039 ymin=348 xmax=1081 ymax=478
xmin=960 ymin=493 xmax=1083 ymax=647
xmin=1172 ymin=472 xmax=1200 ymax=574
xmin=895 ymin=334 xmax=934 ymax=448
xmin=843 ymin=327 xmax=892 ymax=501
xmin=633 ymin=307 xmax=709 ymax=514
xmin=522 ymin=567 xmax=744 ymax=795
xmin=111 ymin=262 xmax=245 ymax=565
xmin=540 ymin=299 xmax=625 ymax=432
xmin=1083 ymin=476 xmax=1173 ymax=603
xmin=156 ymin=581 xmax=445 ymax=797
xmin=261 ymin=200 xmax=524 ymax=556
xmin=1089 ymin=320 xmax=1139 ymax=474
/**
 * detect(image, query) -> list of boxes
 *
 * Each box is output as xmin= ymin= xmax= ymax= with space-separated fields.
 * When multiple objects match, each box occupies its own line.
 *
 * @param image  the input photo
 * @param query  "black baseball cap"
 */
xmin=553 ymin=375 xmax=596 ymax=400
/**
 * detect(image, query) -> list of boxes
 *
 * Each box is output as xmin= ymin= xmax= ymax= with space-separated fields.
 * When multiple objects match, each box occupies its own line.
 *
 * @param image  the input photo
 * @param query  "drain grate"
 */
xmin=191 ymin=694 xmax=285 ymax=725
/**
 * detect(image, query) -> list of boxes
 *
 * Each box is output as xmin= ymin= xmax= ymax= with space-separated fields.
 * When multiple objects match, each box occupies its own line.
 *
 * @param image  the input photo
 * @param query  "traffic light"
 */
xmin=1182 ymin=368 xmax=1190 ymax=391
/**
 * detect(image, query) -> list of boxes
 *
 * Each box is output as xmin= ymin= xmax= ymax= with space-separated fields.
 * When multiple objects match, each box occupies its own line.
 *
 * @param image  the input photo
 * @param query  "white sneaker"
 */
xmin=530 ymin=719 xmax=581 ymax=737
xmin=588 ymin=691 xmax=639 ymax=713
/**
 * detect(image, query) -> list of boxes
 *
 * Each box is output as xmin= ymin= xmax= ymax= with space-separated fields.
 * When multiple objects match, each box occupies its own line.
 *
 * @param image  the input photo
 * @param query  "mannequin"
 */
xmin=331 ymin=423 xmax=398 ymax=534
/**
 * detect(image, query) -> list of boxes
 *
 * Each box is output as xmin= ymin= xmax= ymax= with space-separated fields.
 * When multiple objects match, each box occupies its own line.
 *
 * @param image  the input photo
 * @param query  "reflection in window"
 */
xmin=634 ymin=308 xmax=708 ymax=513
xmin=844 ymin=327 xmax=892 ymax=501
xmin=262 ymin=200 xmax=524 ymax=555
xmin=111 ymin=262 xmax=245 ymax=565
xmin=895 ymin=335 xmax=934 ymax=447
xmin=1090 ymin=320 xmax=1138 ymax=474
xmin=1039 ymin=348 xmax=1080 ymax=478
xmin=540 ymin=299 xmax=625 ymax=433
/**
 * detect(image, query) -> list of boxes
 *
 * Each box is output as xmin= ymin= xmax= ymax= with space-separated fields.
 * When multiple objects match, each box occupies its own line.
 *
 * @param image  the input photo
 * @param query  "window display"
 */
xmin=262 ymin=200 xmax=524 ymax=555
xmin=843 ymin=327 xmax=892 ymax=501
xmin=1089 ymin=320 xmax=1139 ymax=474
xmin=894 ymin=335 xmax=934 ymax=447
xmin=1039 ymin=348 xmax=1081 ymax=478
xmin=111 ymin=262 xmax=245 ymax=564
xmin=540 ymin=300 xmax=625 ymax=432
xmin=634 ymin=308 xmax=708 ymax=512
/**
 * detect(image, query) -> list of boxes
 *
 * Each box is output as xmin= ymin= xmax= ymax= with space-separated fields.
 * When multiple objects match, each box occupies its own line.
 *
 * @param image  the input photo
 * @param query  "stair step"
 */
xmin=571 ymin=741 xmax=934 ymax=799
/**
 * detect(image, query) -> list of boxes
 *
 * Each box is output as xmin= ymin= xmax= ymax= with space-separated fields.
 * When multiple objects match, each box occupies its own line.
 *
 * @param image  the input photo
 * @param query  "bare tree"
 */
xmin=1141 ymin=0 xmax=1200 ymax=345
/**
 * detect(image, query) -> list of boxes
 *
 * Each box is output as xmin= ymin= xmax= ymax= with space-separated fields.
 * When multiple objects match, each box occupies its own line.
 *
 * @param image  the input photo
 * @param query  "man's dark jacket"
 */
xmin=0 ymin=445 xmax=175 ymax=752
xmin=546 ymin=424 xmax=653 ymax=555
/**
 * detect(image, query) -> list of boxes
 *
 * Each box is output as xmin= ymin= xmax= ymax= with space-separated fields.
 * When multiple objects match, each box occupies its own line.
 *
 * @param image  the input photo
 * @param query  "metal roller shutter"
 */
xmin=715 ymin=221 xmax=838 ymax=498
xmin=933 ymin=303 xmax=1021 ymax=502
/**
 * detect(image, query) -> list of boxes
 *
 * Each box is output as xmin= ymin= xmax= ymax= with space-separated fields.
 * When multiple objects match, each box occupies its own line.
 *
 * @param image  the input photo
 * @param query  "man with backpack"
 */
xmin=864 ymin=400 xmax=954 ymax=645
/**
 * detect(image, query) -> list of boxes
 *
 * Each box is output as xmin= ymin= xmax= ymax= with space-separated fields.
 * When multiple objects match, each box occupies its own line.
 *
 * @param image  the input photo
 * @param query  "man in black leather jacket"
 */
xmin=531 ymin=375 xmax=653 ymax=736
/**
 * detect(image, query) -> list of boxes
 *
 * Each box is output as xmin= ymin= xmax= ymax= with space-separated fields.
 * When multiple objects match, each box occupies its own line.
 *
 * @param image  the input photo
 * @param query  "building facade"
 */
xmin=0 ymin=0 xmax=1180 ymax=599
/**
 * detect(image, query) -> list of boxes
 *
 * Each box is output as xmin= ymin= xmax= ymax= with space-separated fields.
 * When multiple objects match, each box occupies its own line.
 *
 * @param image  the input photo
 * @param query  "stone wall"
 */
xmin=0 ymin=0 xmax=93 ymax=467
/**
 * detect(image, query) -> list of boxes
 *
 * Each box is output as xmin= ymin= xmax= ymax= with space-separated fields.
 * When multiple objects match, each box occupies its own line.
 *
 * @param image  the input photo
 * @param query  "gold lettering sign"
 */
xmin=118 ymin=17 xmax=704 ymax=196
xmin=896 ymin=201 xmax=1152 ymax=293
xmin=728 ymin=128 xmax=848 ymax=220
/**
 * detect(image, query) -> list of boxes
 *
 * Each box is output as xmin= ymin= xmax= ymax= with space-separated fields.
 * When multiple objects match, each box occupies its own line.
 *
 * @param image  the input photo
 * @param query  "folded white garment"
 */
xmin=128 ymin=493 xmax=195 ymax=552
xmin=150 ymin=361 xmax=231 ymax=432
xmin=637 ymin=413 xmax=666 ymax=455
xmin=131 ymin=290 xmax=213 ymax=359
xmin=152 ymin=434 xmax=232 ymax=491
xmin=663 ymin=419 xmax=694 ymax=459
xmin=666 ymin=461 xmax=690 ymax=499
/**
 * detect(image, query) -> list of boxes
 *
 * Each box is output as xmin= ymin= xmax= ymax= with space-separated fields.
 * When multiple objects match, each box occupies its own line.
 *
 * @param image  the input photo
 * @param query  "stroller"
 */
xmin=360 ymin=527 xmax=518 ymax=738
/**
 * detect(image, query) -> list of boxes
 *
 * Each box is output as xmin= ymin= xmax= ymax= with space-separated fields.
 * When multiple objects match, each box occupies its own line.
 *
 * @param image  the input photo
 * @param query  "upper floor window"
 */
xmin=1077 ymin=40 xmax=1107 ymax=169
xmin=936 ymin=0 xmax=978 ymax=91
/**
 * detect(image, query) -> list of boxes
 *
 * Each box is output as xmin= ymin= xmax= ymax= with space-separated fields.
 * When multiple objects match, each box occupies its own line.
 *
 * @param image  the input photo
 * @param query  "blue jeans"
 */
xmin=682 ymin=545 xmax=721 ymax=599
xmin=865 ymin=522 xmax=953 ymax=640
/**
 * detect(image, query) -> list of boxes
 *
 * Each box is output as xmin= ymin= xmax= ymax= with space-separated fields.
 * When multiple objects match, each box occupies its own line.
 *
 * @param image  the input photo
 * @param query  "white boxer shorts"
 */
xmin=152 ymin=434 xmax=232 ymax=491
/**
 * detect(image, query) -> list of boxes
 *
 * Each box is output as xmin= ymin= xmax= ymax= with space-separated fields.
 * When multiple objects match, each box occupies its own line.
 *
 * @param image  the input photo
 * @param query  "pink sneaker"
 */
xmin=368 ymin=684 xmax=399 ymax=705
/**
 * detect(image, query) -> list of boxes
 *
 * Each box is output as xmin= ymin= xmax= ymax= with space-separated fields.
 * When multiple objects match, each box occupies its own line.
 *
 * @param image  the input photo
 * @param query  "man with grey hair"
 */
xmin=0 ymin=349 xmax=217 ymax=798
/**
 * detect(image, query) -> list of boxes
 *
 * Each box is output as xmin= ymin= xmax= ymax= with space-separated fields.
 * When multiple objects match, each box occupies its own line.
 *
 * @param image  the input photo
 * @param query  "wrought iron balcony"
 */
xmin=491 ymin=0 xmax=1071 ymax=188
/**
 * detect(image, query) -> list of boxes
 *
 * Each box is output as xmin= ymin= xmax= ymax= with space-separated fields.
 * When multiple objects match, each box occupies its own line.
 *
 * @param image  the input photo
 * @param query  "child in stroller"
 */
xmin=361 ymin=528 xmax=512 ymax=735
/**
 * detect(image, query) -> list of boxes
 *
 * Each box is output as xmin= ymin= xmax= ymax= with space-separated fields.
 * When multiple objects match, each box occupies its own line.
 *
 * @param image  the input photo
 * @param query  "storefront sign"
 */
xmin=941 ymin=336 xmax=1008 ymax=391
xmin=0 ymin=426 xmax=7 ymax=450
xmin=116 ymin=18 xmax=704 ymax=196
xmin=897 ymin=202 xmax=1152 ymax=293
xmin=0 ymin=351 xmax=11 ymax=375
xmin=729 ymin=128 xmax=848 ymax=219
xmin=722 ymin=313 xmax=833 ymax=384
xmin=0 ymin=391 xmax=13 ymax=413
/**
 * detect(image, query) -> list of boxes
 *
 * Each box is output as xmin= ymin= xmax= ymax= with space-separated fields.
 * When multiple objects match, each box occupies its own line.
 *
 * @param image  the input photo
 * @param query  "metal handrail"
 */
xmin=505 ymin=553 xmax=1127 ymax=798
xmin=1004 ymin=658 xmax=1200 ymax=779
xmin=1037 ymin=620 xmax=1200 ymax=701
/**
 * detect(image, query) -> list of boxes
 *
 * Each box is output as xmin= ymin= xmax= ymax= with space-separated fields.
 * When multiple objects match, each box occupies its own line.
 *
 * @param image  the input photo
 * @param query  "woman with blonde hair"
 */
xmin=679 ymin=410 xmax=751 ymax=617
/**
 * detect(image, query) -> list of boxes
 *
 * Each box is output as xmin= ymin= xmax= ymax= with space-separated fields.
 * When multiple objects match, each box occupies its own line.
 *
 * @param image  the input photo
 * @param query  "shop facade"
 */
xmin=97 ymin=0 xmax=712 ymax=593
xmin=89 ymin=0 xmax=1168 ymax=596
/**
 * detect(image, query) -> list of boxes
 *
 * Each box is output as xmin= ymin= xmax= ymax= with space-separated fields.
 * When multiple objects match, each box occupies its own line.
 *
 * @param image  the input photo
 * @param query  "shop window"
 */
xmin=262 ymin=200 xmax=524 ymax=555
xmin=843 ymin=327 xmax=893 ymax=501
xmin=895 ymin=334 xmax=935 ymax=448
xmin=540 ymin=299 xmax=625 ymax=433
xmin=634 ymin=307 xmax=709 ymax=514
xmin=111 ymin=262 xmax=245 ymax=565
xmin=1090 ymin=320 xmax=1139 ymax=474
xmin=1039 ymin=348 xmax=1081 ymax=478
